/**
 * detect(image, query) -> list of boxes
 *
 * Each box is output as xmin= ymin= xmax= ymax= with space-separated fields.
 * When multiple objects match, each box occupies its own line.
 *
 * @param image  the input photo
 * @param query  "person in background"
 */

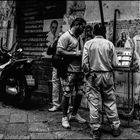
xmin=57 ymin=17 xmax=87 ymax=129
xmin=83 ymin=25 xmax=94 ymax=44
xmin=116 ymin=31 xmax=127 ymax=48
xmin=43 ymin=20 xmax=62 ymax=112
xmin=82 ymin=23 xmax=121 ymax=140
xmin=116 ymin=31 xmax=133 ymax=49
xmin=133 ymin=30 xmax=140 ymax=55
xmin=46 ymin=20 xmax=58 ymax=47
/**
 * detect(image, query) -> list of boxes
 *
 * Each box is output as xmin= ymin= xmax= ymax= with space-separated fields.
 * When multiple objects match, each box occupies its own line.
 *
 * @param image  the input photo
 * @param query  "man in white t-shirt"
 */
xmin=57 ymin=18 xmax=87 ymax=129
xmin=133 ymin=31 xmax=140 ymax=55
xmin=43 ymin=20 xmax=62 ymax=112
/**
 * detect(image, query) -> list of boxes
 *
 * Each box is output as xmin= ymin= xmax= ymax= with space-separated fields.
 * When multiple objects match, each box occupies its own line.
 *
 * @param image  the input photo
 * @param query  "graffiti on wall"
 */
xmin=63 ymin=1 xmax=86 ymax=32
xmin=0 ymin=0 xmax=15 ymax=50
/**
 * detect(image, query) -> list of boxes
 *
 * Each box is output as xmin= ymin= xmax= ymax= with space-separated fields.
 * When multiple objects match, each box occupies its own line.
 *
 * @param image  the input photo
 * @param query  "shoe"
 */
xmin=69 ymin=113 xmax=86 ymax=123
xmin=48 ymin=106 xmax=60 ymax=112
xmin=112 ymin=128 xmax=121 ymax=137
xmin=90 ymin=130 xmax=101 ymax=140
xmin=62 ymin=117 xmax=70 ymax=129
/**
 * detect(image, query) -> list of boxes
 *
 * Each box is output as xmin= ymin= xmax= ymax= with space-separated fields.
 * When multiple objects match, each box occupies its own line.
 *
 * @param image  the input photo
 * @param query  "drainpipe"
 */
xmin=98 ymin=0 xmax=104 ymax=26
xmin=98 ymin=0 xmax=106 ymax=38
xmin=6 ymin=20 xmax=11 ymax=50
xmin=113 ymin=9 xmax=120 ymax=45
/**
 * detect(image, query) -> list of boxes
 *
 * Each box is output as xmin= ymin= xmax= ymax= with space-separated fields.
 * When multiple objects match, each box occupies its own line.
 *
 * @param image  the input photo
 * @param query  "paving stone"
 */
xmin=10 ymin=113 xmax=27 ymax=123
xmin=0 ymin=109 xmax=11 ymax=116
xmin=47 ymin=116 xmax=61 ymax=124
xmin=10 ymin=108 xmax=29 ymax=114
xmin=54 ymin=131 xmax=75 ymax=139
xmin=0 ymin=123 xmax=7 ymax=133
xmin=28 ymin=113 xmax=48 ymax=123
xmin=5 ymin=123 xmax=28 ymax=136
xmin=29 ymin=122 xmax=49 ymax=132
xmin=70 ymin=122 xmax=89 ymax=131
xmin=119 ymin=128 xmax=140 ymax=139
xmin=0 ymin=115 xmax=10 ymax=123
xmin=4 ymin=135 xmax=30 ymax=139
xmin=0 ymin=100 xmax=140 ymax=139
xmin=47 ymin=122 xmax=67 ymax=131
xmin=30 ymin=132 xmax=56 ymax=139
xmin=0 ymin=134 xmax=4 ymax=139
xmin=47 ymin=112 xmax=62 ymax=123
xmin=63 ymin=131 xmax=92 ymax=139
xmin=121 ymin=119 xmax=140 ymax=129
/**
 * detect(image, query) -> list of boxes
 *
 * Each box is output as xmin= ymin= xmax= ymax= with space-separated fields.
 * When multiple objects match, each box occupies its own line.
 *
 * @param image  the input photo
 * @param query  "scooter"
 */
xmin=0 ymin=41 xmax=37 ymax=106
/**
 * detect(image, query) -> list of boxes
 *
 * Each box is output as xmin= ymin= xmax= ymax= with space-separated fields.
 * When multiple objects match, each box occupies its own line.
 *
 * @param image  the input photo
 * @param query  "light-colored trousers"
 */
xmin=52 ymin=67 xmax=61 ymax=107
xmin=86 ymin=72 xmax=120 ymax=131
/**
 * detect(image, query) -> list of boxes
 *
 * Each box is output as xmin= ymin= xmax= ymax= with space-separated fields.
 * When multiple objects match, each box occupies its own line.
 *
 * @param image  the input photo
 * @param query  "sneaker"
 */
xmin=62 ymin=117 xmax=70 ymax=129
xmin=48 ymin=106 xmax=60 ymax=112
xmin=90 ymin=130 xmax=101 ymax=140
xmin=112 ymin=127 xmax=121 ymax=137
xmin=69 ymin=113 xmax=86 ymax=123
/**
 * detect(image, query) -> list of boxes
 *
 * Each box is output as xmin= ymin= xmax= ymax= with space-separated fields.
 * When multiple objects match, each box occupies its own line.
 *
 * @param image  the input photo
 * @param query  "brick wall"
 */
xmin=16 ymin=0 xmax=66 ymax=99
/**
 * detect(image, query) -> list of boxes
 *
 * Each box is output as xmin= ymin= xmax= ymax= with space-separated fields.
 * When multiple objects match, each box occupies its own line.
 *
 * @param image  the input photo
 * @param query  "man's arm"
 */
xmin=56 ymin=35 xmax=81 ymax=57
xmin=131 ymin=50 xmax=140 ymax=71
xmin=82 ymin=42 xmax=90 ymax=77
xmin=111 ymin=43 xmax=119 ymax=67
xmin=57 ymin=47 xmax=81 ymax=57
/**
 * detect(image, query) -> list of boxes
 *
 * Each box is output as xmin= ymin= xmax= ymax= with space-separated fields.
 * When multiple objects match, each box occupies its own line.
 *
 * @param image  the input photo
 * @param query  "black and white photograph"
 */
xmin=0 ymin=0 xmax=140 ymax=139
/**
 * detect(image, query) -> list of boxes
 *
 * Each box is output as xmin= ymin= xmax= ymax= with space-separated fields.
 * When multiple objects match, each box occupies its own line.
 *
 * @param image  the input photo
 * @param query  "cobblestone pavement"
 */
xmin=0 ymin=95 xmax=140 ymax=139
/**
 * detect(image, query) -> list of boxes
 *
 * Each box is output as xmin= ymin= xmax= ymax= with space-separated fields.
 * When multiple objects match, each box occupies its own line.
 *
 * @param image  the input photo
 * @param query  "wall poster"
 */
xmin=42 ymin=18 xmax=64 ymax=58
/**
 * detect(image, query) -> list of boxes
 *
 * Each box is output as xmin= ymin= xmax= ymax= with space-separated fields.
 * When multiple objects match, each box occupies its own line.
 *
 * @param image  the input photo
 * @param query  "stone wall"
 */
xmin=64 ymin=1 xmax=140 ymax=108
xmin=84 ymin=1 xmax=140 ymax=22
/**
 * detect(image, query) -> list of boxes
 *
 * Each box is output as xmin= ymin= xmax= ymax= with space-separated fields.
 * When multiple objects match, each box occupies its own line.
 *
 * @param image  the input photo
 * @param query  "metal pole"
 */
xmin=1 ymin=38 xmax=3 ymax=48
xmin=113 ymin=9 xmax=120 ymax=45
xmin=128 ymin=72 xmax=130 ymax=126
xmin=98 ymin=0 xmax=104 ymax=27
xmin=98 ymin=0 xmax=106 ymax=39
xmin=6 ymin=20 xmax=11 ymax=50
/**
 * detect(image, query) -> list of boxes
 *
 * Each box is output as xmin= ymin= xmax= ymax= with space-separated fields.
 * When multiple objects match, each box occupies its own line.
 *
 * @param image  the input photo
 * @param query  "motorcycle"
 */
xmin=0 ymin=41 xmax=37 ymax=106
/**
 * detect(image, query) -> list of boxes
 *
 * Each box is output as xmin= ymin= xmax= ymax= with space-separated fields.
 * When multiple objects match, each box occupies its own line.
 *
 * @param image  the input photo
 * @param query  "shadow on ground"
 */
xmin=1 ymin=93 xmax=50 ymax=111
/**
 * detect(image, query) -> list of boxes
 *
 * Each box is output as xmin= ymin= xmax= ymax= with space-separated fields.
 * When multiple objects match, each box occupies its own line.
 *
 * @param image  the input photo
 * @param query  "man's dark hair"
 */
xmin=50 ymin=20 xmax=58 ymax=27
xmin=85 ymin=25 xmax=94 ymax=33
xmin=85 ymin=25 xmax=93 ymax=30
xmin=93 ymin=23 xmax=106 ymax=37
xmin=70 ymin=17 xmax=86 ymax=28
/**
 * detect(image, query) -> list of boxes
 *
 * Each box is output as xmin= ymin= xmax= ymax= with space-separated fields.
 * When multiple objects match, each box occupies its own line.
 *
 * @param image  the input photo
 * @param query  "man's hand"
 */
xmin=131 ymin=60 xmax=140 ymax=71
xmin=47 ymin=42 xmax=51 ymax=47
xmin=41 ymin=51 xmax=52 ymax=58
xmin=131 ymin=51 xmax=140 ymax=71
xmin=76 ymin=50 xmax=82 ymax=56
xmin=73 ymin=50 xmax=82 ymax=57
xmin=41 ymin=52 xmax=47 ymax=57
